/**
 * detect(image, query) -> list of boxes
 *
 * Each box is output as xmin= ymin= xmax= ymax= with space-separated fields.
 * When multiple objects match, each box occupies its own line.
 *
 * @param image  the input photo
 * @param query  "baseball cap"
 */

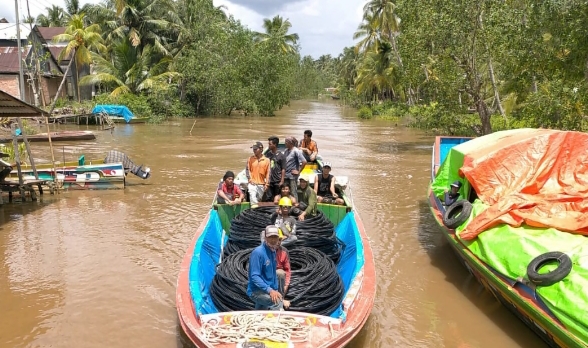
xmin=450 ymin=181 xmax=462 ymax=188
xmin=264 ymin=225 xmax=280 ymax=238
xmin=251 ymin=141 xmax=263 ymax=150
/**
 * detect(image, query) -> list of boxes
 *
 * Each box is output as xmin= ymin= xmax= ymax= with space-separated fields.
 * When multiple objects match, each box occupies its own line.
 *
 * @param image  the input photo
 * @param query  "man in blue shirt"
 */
xmin=247 ymin=225 xmax=284 ymax=310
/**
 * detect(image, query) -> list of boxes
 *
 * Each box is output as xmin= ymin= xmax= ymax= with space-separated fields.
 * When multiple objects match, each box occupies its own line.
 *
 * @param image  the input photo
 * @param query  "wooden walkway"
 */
xmin=0 ymin=179 xmax=53 ymax=204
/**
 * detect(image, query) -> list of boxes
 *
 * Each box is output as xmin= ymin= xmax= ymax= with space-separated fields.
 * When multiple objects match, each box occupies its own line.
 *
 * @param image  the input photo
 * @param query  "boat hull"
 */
xmin=0 ymin=131 xmax=96 ymax=143
xmin=8 ymin=162 xmax=125 ymax=190
xmin=428 ymin=136 xmax=585 ymax=348
xmin=176 ymin=202 xmax=375 ymax=347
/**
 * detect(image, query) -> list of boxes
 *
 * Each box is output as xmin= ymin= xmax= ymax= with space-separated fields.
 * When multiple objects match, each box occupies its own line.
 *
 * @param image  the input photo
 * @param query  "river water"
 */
xmin=0 ymin=100 xmax=546 ymax=348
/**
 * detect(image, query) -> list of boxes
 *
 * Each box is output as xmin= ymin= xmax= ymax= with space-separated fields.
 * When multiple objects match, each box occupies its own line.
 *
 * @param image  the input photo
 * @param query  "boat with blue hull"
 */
xmin=176 ymin=154 xmax=375 ymax=347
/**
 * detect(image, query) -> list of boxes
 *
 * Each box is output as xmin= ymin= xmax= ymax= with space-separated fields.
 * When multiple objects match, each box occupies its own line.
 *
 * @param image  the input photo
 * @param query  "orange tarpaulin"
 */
xmin=459 ymin=130 xmax=588 ymax=240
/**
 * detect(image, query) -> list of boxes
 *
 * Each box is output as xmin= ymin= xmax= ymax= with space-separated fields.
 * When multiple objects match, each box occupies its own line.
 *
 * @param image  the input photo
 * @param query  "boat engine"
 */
xmin=104 ymin=150 xmax=151 ymax=179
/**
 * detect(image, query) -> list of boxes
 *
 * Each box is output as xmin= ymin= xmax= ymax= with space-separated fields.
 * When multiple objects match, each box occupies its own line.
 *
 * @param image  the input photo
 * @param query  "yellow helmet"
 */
xmin=278 ymin=197 xmax=292 ymax=207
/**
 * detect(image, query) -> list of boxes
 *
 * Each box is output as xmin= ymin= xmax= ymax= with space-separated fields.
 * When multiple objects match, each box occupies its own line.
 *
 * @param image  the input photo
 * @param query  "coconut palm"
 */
xmin=54 ymin=14 xmax=106 ymax=101
xmin=353 ymin=11 xmax=380 ymax=54
xmin=254 ymin=15 xmax=299 ymax=54
xmin=36 ymin=5 xmax=66 ymax=27
xmin=80 ymin=38 xmax=179 ymax=96
xmin=355 ymin=41 xmax=397 ymax=99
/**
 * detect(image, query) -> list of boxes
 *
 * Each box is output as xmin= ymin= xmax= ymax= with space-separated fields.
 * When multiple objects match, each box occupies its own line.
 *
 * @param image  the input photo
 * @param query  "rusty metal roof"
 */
xmin=0 ymin=90 xmax=48 ymax=117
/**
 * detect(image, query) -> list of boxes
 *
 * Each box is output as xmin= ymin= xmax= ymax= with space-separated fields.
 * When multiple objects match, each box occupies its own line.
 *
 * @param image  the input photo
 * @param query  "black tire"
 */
xmin=527 ymin=251 xmax=572 ymax=286
xmin=442 ymin=200 xmax=473 ymax=229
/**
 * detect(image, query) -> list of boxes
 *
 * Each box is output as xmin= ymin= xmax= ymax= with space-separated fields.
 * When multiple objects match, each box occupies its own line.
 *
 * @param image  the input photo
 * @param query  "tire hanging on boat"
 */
xmin=526 ymin=251 xmax=572 ymax=286
xmin=223 ymin=208 xmax=345 ymax=264
xmin=210 ymin=246 xmax=345 ymax=315
xmin=442 ymin=200 xmax=473 ymax=229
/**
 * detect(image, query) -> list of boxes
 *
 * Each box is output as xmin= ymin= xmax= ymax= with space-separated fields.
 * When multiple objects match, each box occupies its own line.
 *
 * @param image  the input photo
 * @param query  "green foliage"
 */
xmin=357 ymin=106 xmax=373 ymax=119
xmin=0 ymin=143 xmax=28 ymax=164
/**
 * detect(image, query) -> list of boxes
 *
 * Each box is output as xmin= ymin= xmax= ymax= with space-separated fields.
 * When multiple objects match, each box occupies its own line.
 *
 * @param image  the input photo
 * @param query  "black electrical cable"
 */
xmin=210 ymin=246 xmax=345 ymax=316
xmin=223 ymin=208 xmax=345 ymax=264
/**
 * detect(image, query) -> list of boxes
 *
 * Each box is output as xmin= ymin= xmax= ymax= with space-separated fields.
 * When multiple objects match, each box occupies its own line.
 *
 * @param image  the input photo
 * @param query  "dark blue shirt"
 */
xmin=444 ymin=191 xmax=460 ymax=206
xmin=247 ymin=243 xmax=278 ymax=296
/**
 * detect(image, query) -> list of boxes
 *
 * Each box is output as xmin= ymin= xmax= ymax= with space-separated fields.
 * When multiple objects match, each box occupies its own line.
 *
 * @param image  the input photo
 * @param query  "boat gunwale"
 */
xmin=176 ymin=201 xmax=376 ymax=347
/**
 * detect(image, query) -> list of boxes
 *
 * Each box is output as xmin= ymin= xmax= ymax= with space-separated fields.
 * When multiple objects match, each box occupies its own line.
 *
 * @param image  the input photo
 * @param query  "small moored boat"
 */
xmin=429 ymin=129 xmax=588 ymax=347
xmin=0 ymin=130 xmax=96 ymax=143
xmin=176 ymin=148 xmax=375 ymax=347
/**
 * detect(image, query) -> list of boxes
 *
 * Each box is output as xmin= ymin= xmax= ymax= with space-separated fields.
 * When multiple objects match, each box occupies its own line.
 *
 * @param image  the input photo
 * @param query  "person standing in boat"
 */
xmin=299 ymin=129 xmax=319 ymax=162
xmin=283 ymin=136 xmax=307 ymax=196
xmin=246 ymin=142 xmax=270 ymax=207
xmin=248 ymin=225 xmax=287 ymax=311
xmin=314 ymin=162 xmax=345 ymax=205
xmin=296 ymin=175 xmax=317 ymax=221
xmin=264 ymin=136 xmax=287 ymax=202
xmin=444 ymin=180 xmax=462 ymax=206
xmin=216 ymin=171 xmax=244 ymax=205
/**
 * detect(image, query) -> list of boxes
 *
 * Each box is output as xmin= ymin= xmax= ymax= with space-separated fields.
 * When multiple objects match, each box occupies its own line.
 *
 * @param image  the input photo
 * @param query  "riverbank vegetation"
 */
xmin=37 ymin=0 xmax=335 ymax=118
xmin=330 ymin=0 xmax=588 ymax=135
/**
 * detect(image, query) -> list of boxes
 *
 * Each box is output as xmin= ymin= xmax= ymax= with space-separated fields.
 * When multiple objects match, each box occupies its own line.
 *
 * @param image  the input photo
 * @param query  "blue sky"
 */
xmin=1 ymin=0 xmax=364 ymax=58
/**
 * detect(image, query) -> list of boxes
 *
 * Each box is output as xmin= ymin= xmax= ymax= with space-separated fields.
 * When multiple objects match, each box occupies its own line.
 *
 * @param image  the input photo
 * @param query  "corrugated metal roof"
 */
xmin=0 ymin=23 xmax=31 ymax=40
xmin=0 ymin=90 xmax=47 ymax=117
xmin=48 ymin=46 xmax=72 ymax=62
xmin=0 ymin=47 xmax=30 ymax=73
xmin=37 ymin=27 xmax=67 ymax=42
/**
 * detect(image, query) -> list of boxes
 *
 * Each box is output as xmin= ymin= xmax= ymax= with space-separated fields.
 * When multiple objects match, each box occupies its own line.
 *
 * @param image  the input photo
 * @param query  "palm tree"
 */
xmin=36 ymin=5 xmax=66 ymax=27
xmin=353 ymin=11 xmax=380 ymax=54
xmin=362 ymin=0 xmax=402 ymax=66
xmin=355 ymin=41 xmax=396 ymax=100
xmin=254 ymin=15 xmax=299 ymax=54
xmin=54 ymin=14 xmax=106 ymax=101
xmin=80 ymin=38 xmax=179 ymax=96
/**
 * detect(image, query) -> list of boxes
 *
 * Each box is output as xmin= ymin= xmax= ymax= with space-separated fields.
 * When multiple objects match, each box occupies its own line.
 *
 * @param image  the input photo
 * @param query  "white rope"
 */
xmin=201 ymin=313 xmax=310 ymax=344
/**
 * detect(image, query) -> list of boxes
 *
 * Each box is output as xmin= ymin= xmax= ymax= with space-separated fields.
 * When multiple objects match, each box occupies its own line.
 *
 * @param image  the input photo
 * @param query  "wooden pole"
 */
xmin=15 ymin=118 xmax=38 ymax=179
xmin=11 ymin=126 xmax=24 ymax=199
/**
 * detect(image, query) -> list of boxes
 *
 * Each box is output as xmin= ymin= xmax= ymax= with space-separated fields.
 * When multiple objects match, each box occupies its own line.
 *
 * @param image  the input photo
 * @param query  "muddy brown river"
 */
xmin=0 ymin=100 xmax=546 ymax=347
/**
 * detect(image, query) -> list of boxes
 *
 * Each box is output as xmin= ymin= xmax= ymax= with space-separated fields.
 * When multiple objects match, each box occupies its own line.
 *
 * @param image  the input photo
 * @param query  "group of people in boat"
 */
xmin=216 ymin=130 xmax=345 ymax=217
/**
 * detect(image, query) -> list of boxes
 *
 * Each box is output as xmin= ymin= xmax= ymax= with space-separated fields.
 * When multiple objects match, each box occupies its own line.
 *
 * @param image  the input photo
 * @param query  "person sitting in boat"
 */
xmin=314 ymin=162 xmax=344 ymax=205
xmin=299 ymin=129 xmax=319 ymax=162
xmin=247 ymin=225 xmax=286 ymax=311
xmin=443 ymin=180 xmax=462 ymax=206
xmin=273 ymin=183 xmax=298 ymax=206
xmin=104 ymin=150 xmax=151 ymax=179
xmin=272 ymin=197 xmax=298 ymax=246
xmin=276 ymin=238 xmax=291 ymax=299
xmin=295 ymin=174 xmax=317 ymax=221
xmin=217 ymin=171 xmax=244 ymax=205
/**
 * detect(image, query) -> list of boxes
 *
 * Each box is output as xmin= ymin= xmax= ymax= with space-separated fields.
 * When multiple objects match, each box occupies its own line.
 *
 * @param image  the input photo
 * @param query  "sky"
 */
xmin=1 ymin=0 xmax=365 ymax=58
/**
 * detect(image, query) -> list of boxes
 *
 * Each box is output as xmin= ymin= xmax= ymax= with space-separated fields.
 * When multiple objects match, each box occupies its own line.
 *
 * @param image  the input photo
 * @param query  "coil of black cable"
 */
xmin=223 ymin=208 xmax=345 ymax=264
xmin=210 ymin=246 xmax=345 ymax=315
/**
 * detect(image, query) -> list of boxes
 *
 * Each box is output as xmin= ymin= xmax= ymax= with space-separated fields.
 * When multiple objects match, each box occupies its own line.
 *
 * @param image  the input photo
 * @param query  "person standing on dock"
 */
xmin=248 ymin=225 xmax=285 ymax=311
xmin=246 ymin=142 xmax=270 ymax=207
xmin=283 ymin=136 xmax=307 ymax=196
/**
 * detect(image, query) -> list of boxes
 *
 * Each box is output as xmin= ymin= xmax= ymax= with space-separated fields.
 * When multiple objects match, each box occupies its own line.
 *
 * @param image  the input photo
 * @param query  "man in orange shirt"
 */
xmin=300 ymin=129 xmax=318 ymax=162
xmin=246 ymin=142 xmax=270 ymax=207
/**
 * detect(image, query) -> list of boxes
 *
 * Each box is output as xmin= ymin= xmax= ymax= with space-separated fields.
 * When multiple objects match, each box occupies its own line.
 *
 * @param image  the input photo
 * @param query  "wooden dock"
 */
xmin=0 ymin=179 xmax=53 ymax=204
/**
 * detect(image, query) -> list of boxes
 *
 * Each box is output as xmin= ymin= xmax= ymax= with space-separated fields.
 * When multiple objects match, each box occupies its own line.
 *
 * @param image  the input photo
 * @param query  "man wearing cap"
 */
xmin=283 ymin=136 xmax=307 ymax=197
xmin=217 ymin=170 xmax=245 ymax=205
xmin=248 ymin=225 xmax=287 ymax=310
xmin=264 ymin=136 xmax=287 ymax=202
xmin=246 ymin=141 xmax=270 ymax=207
xmin=296 ymin=174 xmax=317 ymax=221
xmin=444 ymin=180 xmax=462 ymax=206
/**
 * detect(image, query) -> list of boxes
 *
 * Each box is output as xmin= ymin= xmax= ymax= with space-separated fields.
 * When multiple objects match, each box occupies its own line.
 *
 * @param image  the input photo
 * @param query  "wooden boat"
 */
xmin=428 ymin=129 xmax=588 ymax=347
xmin=8 ymin=159 xmax=126 ymax=190
xmin=176 ymin=153 xmax=375 ymax=347
xmin=0 ymin=131 xmax=96 ymax=143
xmin=109 ymin=116 xmax=150 ymax=124
xmin=91 ymin=104 xmax=150 ymax=124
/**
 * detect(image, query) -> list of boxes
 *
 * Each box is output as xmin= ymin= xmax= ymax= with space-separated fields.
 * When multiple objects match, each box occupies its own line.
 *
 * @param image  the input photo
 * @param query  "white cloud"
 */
xmin=0 ymin=0 xmax=102 ymax=23
xmin=215 ymin=0 xmax=366 ymax=58
xmin=1 ymin=0 xmax=365 ymax=58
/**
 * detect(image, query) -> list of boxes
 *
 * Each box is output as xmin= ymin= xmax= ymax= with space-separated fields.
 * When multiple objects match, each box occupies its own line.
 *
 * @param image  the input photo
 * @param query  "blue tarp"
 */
xmin=91 ymin=104 xmax=134 ymax=123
